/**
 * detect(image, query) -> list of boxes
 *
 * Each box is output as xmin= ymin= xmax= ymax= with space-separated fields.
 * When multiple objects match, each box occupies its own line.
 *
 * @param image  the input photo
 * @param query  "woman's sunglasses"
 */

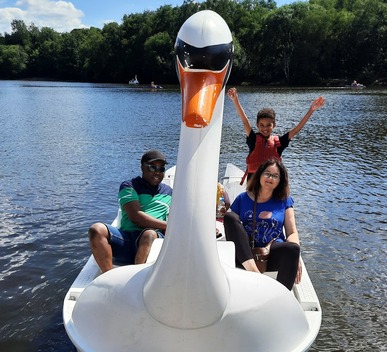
xmin=144 ymin=163 xmax=166 ymax=173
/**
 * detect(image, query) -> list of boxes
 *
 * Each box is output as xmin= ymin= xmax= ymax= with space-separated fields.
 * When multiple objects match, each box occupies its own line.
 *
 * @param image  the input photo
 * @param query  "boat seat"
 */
xmin=147 ymin=238 xmax=281 ymax=279
xmin=111 ymin=208 xmax=121 ymax=228
xmin=223 ymin=182 xmax=245 ymax=205
xmin=148 ymin=242 xmax=316 ymax=310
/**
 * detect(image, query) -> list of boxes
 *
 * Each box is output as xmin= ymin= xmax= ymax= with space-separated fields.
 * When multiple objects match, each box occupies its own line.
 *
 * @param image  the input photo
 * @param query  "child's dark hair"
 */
xmin=247 ymin=158 xmax=289 ymax=200
xmin=256 ymin=108 xmax=276 ymax=123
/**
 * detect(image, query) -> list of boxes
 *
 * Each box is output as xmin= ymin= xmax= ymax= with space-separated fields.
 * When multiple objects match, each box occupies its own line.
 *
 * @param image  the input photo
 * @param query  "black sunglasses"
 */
xmin=144 ymin=163 xmax=166 ymax=173
xmin=175 ymin=38 xmax=233 ymax=71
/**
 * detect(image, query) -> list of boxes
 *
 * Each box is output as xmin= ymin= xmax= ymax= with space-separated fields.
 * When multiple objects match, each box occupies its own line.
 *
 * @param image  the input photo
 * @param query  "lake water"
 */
xmin=0 ymin=80 xmax=386 ymax=351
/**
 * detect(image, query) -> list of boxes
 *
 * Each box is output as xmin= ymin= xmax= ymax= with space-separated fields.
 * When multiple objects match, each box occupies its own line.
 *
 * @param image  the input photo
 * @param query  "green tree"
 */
xmin=57 ymin=30 xmax=86 ymax=80
xmin=144 ymin=32 xmax=174 ymax=82
xmin=101 ymin=22 xmax=125 ymax=82
xmin=78 ymin=27 xmax=106 ymax=81
xmin=231 ymin=0 xmax=271 ymax=82
xmin=28 ymin=26 xmax=61 ymax=77
xmin=290 ymin=2 xmax=331 ymax=84
xmin=7 ymin=20 xmax=31 ymax=47
xmin=258 ymin=6 xmax=295 ymax=84
xmin=347 ymin=0 xmax=387 ymax=81
xmin=228 ymin=33 xmax=249 ymax=84
xmin=176 ymin=0 xmax=203 ymax=27
xmin=121 ymin=12 xmax=154 ymax=82
xmin=0 ymin=44 xmax=28 ymax=78
xmin=153 ymin=5 xmax=181 ymax=35
xmin=0 ymin=0 xmax=385 ymax=84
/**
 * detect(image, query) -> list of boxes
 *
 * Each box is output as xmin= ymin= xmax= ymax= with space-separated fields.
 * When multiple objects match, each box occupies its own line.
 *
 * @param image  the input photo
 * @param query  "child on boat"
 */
xmin=227 ymin=87 xmax=325 ymax=183
xmin=216 ymin=182 xmax=231 ymax=220
xmin=215 ymin=182 xmax=231 ymax=238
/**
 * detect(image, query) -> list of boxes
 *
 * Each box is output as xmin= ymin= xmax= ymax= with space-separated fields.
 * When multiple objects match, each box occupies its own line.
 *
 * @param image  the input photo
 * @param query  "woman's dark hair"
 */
xmin=246 ymin=158 xmax=289 ymax=200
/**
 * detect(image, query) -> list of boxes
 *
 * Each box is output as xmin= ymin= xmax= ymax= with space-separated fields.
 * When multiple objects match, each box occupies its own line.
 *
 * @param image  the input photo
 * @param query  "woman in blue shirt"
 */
xmin=224 ymin=159 xmax=301 ymax=290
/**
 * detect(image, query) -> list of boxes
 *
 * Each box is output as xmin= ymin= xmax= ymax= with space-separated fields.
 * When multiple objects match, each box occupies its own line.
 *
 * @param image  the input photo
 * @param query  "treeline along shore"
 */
xmin=0 ymin=0 xmax=386 ymax=86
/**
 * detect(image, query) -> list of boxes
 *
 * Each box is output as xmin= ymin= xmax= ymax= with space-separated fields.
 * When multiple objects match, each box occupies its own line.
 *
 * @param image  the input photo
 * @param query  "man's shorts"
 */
xmin=105 ymin=224 xmax=164 ymax=265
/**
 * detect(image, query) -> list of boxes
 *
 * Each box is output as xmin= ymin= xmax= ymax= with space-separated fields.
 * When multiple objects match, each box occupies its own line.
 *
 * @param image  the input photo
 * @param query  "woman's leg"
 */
xmin=224 ymin=212 xmax=254 ymax=267
xmin=267 ymin=242 xmax=300 ymax=290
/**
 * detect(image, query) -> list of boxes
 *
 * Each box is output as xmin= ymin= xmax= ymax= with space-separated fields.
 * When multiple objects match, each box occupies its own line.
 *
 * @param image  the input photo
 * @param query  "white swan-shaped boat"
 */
xmin=63 ymin=10 xmax=321 ymax=351
xmin=129 ymin=75 xmax=139 ymax=84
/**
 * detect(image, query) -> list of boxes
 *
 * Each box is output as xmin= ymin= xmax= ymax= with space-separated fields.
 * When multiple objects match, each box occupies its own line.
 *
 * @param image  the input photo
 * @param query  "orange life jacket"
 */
xmin=240 ymin=134 xmax=281 ymax=185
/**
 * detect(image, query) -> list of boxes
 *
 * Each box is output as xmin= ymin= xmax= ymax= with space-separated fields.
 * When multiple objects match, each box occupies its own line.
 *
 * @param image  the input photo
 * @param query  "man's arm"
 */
xmin=123 ymin=201 xmax=167 ymax=231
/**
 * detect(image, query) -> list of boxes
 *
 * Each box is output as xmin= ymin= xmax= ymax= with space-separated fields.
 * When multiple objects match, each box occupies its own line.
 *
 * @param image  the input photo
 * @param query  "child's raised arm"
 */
xmin=288 ymin=96 xmax=325 ymax=140
xmin=227 ymin=87 xmax=253 ymax=137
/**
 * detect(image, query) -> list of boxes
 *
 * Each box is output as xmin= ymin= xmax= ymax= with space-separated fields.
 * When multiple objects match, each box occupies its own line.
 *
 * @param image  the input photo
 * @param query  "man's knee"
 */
xmin=88 ymin=222 xmax=108 ymax=242
xmin=139 ymin=229 xmax=157 ymax=245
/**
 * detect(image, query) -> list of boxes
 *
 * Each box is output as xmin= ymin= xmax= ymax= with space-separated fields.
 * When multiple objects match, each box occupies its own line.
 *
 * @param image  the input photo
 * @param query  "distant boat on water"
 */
xmin=129 ymin=75 xmax=139 ymax=84
xmin=347 ymin=80 xmax=365 ymax=89
xmin=150 ymin=81 xmax=163 ymax=89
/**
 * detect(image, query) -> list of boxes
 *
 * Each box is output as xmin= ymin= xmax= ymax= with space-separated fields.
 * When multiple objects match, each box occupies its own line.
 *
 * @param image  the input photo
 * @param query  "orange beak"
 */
xmin=178 ymin=60 xmax=230 ymax=128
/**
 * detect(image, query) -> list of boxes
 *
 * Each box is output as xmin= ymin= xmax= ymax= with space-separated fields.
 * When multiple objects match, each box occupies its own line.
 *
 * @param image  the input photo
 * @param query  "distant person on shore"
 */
xmin=227 ymin=87 xmax=325 ymax=183
xmin=88 ymin=150 xmax=172 ymax=272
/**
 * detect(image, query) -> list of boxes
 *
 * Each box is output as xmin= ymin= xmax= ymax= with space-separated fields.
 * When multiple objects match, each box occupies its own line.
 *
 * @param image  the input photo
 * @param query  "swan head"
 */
xmin=175 ymin=10 xmax=233 ymax=128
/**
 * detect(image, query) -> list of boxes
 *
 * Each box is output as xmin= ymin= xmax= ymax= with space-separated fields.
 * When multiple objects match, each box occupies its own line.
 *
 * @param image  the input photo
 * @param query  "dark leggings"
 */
xmin=224 ymin=212 xmax=300 ymax=290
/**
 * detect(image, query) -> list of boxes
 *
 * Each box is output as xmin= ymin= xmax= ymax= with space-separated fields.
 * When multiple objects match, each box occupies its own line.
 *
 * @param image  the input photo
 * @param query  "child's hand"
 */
xmin=227 ymin=87 xmax=238 ymax=101
xmin=311 ymin=96 xmax=325 ymax=111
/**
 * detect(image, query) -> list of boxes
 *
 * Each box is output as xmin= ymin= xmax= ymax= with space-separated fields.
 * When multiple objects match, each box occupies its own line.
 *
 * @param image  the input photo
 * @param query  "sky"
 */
xmin=0 ymin=0 xmax=296 ymax=35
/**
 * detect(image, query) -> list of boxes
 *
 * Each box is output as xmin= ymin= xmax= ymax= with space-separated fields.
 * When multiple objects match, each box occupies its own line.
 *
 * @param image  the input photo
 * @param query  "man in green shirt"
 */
xmin=88 ymin=150 xmax=172 ymax=272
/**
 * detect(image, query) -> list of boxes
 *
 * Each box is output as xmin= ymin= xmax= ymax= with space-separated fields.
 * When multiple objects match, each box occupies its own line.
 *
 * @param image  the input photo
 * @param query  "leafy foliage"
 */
xmin=0 ymin=0 xmax=385 ymax=85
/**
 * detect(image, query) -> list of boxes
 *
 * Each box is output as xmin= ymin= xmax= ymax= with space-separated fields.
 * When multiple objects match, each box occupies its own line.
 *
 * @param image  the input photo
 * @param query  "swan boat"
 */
xmin=129 ymin=75 xmax=139 ymax=84
xmin=63 ymin=10 xmax=321 ymax=351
